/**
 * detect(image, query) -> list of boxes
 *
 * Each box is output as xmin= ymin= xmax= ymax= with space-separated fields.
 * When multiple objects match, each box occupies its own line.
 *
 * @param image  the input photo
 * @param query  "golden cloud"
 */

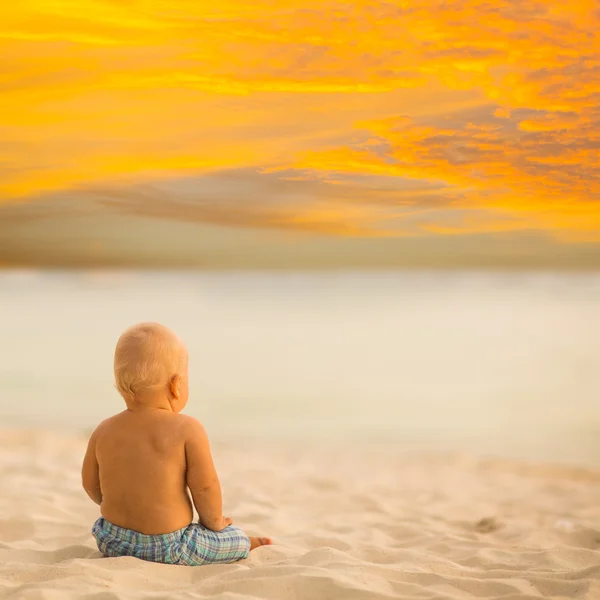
xmin=0 ymin=0 xmax=599 ymax=244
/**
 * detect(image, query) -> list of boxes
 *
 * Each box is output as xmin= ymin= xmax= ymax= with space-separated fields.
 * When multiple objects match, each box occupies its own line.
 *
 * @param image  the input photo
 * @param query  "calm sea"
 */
xmin=1 ymin=270 xmax=599 ymax=466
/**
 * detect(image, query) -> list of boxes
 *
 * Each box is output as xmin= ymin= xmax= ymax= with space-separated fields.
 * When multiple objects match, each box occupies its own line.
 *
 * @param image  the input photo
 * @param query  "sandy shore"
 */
xmin=1 ymin=429 xmax=599 ymax=599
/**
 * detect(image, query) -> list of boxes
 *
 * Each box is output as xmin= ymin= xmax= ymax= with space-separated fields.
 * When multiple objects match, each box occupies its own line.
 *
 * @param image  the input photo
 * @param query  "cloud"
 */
xmin=296 ymin=99 xmax=600 ymax=239
xmin=0 ymin=168 xmax=551 ymax=246
xmin=3 ymin=194 xmax=600 ymax=268
xmin=0 ymin=0 xmax=599 ymax=250
xmin=47 ymin=169 xmax=460 ymax=237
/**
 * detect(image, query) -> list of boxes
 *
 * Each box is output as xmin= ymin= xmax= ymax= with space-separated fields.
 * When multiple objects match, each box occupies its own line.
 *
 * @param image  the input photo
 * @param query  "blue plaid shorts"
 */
xmin=92 ymin=517 xmax=250 ymax=566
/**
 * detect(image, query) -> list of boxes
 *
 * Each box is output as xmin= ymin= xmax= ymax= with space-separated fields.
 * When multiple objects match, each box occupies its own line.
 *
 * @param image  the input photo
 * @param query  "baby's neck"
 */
xmin=126 ymin=396 xmax=173 ymax=412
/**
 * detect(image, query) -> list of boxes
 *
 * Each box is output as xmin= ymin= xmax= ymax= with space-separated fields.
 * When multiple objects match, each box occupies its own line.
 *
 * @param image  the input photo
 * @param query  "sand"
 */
xmin=1 ymin=430 xmax=599 ymax=600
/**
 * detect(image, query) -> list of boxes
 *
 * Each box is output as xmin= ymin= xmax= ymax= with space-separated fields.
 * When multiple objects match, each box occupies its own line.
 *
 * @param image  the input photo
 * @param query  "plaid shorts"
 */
xmin=92 ymin=517 xmax=250 ymax=566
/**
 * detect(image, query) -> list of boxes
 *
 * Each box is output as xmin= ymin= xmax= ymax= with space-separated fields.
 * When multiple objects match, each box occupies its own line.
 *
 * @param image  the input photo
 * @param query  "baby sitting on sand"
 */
xmin=82 ymin=322 xmax=272 ymax=566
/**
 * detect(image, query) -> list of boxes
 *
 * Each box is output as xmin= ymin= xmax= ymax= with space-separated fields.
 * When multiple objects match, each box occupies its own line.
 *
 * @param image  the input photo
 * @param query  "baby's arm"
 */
xmin=81 ymin=428 xmax=102 ymax=505
xmin=184 ymin=417 xmax=231 ymax=532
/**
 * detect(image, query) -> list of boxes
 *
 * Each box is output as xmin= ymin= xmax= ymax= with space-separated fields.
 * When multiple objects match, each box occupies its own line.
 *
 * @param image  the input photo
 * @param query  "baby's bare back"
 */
xmin=96 ymin=410 xmax=193 ymax=535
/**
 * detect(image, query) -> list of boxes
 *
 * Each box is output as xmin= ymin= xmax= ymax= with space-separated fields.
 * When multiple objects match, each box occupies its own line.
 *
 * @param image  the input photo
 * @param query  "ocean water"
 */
xmin=1 ymin=270 xmax=599 ymax=466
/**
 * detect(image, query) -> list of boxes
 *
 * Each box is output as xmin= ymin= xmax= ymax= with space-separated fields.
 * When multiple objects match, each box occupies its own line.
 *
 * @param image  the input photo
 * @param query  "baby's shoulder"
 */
xmin=90 ymin=412 xmax=204 ymax=444
xmin=174 ymin=413 xmax=204 ymax=432
xmin=89 ymin=412 xmax=125 ymax=439
xmin=172 ymin=414 xmax=208 ymax=442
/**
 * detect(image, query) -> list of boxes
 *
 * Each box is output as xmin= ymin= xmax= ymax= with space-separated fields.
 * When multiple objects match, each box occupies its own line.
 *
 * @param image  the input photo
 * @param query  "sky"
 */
xmin=1 ymin=0 xmax=599 ymax=268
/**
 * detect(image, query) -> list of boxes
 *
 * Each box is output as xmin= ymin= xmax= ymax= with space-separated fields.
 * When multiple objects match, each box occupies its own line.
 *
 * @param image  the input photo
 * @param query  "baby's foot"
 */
xmin=249 ymin=536 xmax=273 ymax=551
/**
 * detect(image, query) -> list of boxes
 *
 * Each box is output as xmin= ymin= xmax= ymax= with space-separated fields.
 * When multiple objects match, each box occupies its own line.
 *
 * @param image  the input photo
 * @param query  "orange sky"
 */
xmin=1 ymin=0 xmax=600 ymax=266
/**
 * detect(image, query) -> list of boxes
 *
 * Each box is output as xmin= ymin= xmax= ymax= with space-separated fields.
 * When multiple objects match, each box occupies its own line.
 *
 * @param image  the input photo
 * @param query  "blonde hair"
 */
xmin=114 ymin=322 xmax=186 ymax=401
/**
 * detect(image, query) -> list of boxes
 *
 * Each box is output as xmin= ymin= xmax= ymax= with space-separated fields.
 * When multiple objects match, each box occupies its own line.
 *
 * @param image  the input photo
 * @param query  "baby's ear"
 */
xmin=169 ymin=374 xmax=181 ymax=400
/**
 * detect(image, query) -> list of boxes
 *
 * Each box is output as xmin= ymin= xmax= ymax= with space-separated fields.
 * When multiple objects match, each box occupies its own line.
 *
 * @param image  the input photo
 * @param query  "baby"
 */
xmin=82 ymin=322 xmax=271 ymax=566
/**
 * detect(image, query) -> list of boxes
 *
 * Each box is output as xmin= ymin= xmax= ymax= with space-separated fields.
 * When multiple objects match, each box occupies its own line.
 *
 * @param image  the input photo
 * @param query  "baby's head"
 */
xmin=114 ymin=322 xmax=189 ymax=411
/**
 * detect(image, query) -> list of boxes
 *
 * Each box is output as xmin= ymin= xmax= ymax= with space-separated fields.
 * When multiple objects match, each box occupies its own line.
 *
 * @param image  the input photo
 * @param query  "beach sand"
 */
xmin=1 ymin=429 xmax=599 ymax=600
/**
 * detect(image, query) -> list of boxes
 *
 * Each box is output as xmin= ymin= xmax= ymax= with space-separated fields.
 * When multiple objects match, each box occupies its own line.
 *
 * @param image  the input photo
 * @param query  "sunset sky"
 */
xmin=1 ymin=0 xmax=599 ymax=267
